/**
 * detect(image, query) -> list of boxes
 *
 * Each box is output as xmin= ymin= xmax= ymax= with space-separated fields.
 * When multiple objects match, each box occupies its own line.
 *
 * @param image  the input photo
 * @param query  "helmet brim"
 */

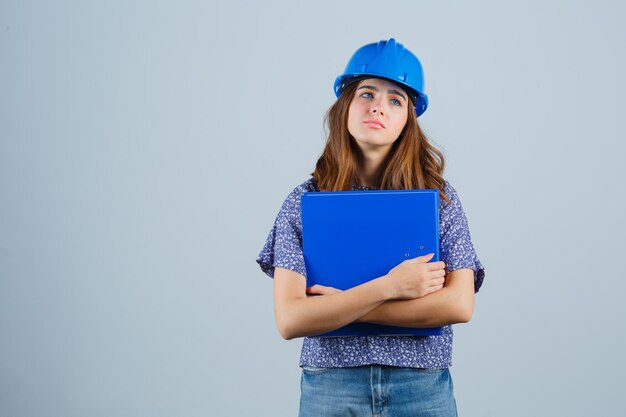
xmin=334 ymin=74 xmax=428 ymax=117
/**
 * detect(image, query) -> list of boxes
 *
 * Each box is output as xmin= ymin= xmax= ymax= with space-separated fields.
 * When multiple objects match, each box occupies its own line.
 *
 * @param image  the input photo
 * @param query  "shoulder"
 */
xmin=284 ymin=178 xmax=318 ymax=202
xmin=278 ymin=177 xmax=318 ymax=215
xmin=441 ymin=179 xmax=460 ymax=211
xmin=442 ymin=179 xmax=454 ymax=195
xmin=293 ymin=177 xmax=319 ymax=195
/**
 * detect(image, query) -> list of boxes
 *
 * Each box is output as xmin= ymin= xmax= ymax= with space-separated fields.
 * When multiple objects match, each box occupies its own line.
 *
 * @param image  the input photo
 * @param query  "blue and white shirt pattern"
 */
xmin=257 ymin=178 xmax=485 ymax=369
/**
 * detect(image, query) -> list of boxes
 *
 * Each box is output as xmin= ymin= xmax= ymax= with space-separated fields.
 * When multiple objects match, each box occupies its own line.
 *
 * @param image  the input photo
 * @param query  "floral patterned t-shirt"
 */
xmin=256 ymin=177 xmax=485 ymax=369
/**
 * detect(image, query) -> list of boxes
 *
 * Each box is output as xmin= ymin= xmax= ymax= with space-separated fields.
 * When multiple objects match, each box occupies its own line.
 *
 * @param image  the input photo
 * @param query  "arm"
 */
xmin=355 ymin=268 xmax=475 ymax=327
xmin=273 ymin=253 xmax=446 ymax=339
xmin=273 ymin=267 xmax=394 ymax=340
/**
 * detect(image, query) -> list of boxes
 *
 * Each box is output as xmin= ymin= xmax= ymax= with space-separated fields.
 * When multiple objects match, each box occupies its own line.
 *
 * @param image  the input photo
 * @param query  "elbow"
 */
xmin=275 ymin=297 xmax=309 ymax=340
xmin=277 ymin=324 xmax=296 ymax=340
xmin=444 ymin=269 xmax=476 ymax=324
xmin=450 ymin=286 xmax=474 ymax=324
xmin=275 ymin=313 xmax=299 ymax=340
xmin=456 ymin=306 xmax=473 ymax=323
xmin=455 ymin=301 xmax=474 ymax=324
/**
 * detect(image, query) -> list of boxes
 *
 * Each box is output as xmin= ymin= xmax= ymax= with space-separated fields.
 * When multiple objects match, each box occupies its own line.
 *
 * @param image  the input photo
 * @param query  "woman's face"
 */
xmin=347 ymin=78 xmax=409 ymax=153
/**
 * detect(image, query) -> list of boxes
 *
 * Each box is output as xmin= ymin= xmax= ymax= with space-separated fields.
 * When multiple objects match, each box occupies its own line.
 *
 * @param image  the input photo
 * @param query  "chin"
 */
xmin=355 ymin=139 xmax=394 ymax=151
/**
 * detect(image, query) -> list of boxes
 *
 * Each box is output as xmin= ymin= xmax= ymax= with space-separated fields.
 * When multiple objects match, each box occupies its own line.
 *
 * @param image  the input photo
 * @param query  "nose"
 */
xmin=371 ymin=98 xmax=385 ymax=116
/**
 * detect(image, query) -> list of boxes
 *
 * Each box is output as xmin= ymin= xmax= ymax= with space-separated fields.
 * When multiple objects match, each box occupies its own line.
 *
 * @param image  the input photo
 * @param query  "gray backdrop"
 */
xmin=1 ymin=1 xmax=625 ymax=416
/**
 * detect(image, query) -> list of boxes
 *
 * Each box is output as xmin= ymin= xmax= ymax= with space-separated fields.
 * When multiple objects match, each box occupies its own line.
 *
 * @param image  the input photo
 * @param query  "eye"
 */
xmin=360 ymin=92 xmax=374 ymax=99
xmin=390 ymin=98 xmax=402 ymax=107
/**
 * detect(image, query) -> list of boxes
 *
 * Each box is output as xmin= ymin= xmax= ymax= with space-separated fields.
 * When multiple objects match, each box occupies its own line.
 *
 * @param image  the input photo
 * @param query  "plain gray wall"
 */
xmin=1 ymin=0 xmax=625 ymax=416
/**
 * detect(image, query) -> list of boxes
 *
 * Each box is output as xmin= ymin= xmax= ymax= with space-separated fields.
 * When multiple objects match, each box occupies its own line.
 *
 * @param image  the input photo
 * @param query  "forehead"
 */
xmin=356 ymin=77 xmax=404 ymax=92
xmin=357 ymin=78 xmax=406 ymax=96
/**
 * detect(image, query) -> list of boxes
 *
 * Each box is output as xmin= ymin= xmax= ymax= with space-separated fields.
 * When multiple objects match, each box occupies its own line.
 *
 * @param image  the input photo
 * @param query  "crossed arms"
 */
xmin=273 ymin=267 xmax=474 ymax=340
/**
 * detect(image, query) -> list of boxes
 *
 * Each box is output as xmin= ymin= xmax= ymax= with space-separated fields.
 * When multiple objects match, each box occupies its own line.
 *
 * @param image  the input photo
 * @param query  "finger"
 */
xmin=427 ymin=282 xmax=445 ymax=293
xmin=306 ymin=284 xmax=341 ymax=295
xmin=305 ymin=285 xmax=322 ymax=294
xmin=432 ymin=269 xmax=446 ymax=278
xmin=307 ymin=284 xmax=330 ymax=293
xmin=412 ymin=252 xmax=435 ymax=262
xmin=314 ymin=285 xmax=341 ymax=295
xmin=409 ymin=253 xmax=435 ymax=263
xmin=424 ymin=268 xmax=445 ymax=278
xmin=422 ymin=269 xmax=445 ymax=281
xmin=426 ymin=261 xmax=446 ymax=271
xmin=429 ymin=277 xmax=446 ymax=287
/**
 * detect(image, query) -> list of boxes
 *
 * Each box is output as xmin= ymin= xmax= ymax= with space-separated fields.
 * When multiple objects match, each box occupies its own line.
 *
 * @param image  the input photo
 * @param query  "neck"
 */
xmin=357 ymin=150 xmax=388 ymax=187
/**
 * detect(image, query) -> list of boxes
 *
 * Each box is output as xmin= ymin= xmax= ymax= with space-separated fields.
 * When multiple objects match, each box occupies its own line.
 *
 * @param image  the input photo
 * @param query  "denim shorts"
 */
xmin=299 ymin=364 xmax=457 ymax=417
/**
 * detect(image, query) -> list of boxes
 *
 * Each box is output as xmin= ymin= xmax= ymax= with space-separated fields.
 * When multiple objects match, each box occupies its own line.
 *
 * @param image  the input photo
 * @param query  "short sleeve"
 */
xmin=256 ymin=185 xmax=308 ymax=279
xmin=439 ymin=181 xmax=485 ymax=293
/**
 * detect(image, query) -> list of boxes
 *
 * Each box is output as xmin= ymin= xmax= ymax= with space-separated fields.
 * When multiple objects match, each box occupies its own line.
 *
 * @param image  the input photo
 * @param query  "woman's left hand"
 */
xmin=306 ymin=284 xmax=343 ymax=296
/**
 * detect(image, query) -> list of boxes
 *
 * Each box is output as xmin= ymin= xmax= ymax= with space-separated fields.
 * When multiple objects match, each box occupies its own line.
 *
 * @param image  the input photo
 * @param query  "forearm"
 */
xmin=278 ymin=275 xmax=392 ymax=339
xmin=356 ymin=271 xmax=475 ymax=327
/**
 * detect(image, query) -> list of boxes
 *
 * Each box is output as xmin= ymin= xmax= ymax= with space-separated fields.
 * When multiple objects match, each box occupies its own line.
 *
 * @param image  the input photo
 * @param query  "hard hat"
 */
xmin=334 ymin=38 xmax=429 ymax=117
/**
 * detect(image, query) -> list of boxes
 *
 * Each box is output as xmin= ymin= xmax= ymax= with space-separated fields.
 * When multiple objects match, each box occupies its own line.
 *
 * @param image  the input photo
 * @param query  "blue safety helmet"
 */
xmin=334 ymin=38 xmax=429 ymax=117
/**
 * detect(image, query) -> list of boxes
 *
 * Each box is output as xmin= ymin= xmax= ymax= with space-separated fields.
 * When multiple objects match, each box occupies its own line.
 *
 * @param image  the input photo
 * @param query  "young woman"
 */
xmin=257 ymin=38 xmax=485 ymax=417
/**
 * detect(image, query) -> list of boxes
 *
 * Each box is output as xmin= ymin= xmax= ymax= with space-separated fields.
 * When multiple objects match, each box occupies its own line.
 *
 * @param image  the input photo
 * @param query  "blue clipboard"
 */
xmin=301 ymin=189 xmax=443 ymax=337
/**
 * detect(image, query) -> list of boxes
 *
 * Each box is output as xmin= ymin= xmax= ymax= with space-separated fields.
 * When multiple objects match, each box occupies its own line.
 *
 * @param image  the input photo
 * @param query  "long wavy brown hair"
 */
xmin=311 ymin=80 xmax=450 ymax=205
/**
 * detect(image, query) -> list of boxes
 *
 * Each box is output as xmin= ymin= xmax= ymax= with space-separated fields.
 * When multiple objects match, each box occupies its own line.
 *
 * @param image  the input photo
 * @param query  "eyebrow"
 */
xmin=357 ymin=84 xmax=407 ymax=102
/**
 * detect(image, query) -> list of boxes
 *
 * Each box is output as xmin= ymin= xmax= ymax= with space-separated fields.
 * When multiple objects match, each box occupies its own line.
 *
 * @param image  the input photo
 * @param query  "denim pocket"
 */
xmin=411 ymin=367 xmax=447 ymax=374
xmin=301 ymin=365 xmax=330 ymax=374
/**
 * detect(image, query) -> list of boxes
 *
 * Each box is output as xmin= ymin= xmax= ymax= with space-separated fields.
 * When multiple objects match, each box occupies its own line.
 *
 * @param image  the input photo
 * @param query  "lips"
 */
xmin=364 ymin=119 xmax=385 ymax=129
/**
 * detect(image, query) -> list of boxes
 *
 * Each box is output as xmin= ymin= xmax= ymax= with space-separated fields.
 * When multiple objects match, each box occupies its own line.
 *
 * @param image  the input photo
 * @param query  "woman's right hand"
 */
xmin=384 ymin=253 xmax=446 ymax=300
